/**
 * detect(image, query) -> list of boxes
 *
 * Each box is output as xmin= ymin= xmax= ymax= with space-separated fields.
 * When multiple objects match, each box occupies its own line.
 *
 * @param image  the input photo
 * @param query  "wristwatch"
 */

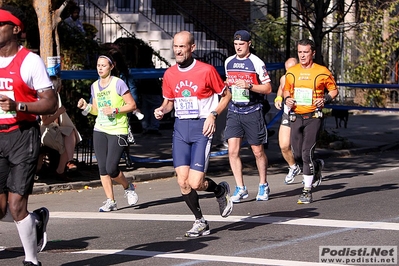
xmin=211 ymin=111 xmax=218 ymax=119
xmin=18 ymin=103 xmax=27 ymax=112
xmin=248 ymin=83 xmax=253 ymax=90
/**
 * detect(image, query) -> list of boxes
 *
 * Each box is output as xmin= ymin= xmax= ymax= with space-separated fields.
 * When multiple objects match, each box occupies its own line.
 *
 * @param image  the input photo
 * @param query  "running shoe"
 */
xmin=285 ymin=164 xmax=301 ymax=184
xmin=23 ymin=261 xmax=42 ymax=266
xmin=99 ymin=199 xmax=117 ymax=212
xmin=216 ymin=181 xmax=233 ymax=218
xmin=297 ymin=189 xmax=313 ymax=204
xmin=184 ymin=219 xmax=210 ymax=237
xmin=231 ymin=186 xmax=249 ymax=203
xmin=32 ymin=207 xmax=49 ymax=253
xmin=312 ymin=159 xmax=325 ymax=188
xmin=256 ymin=183 xmax=270 ymax=201
xmin=125 ymin=183 xmax=139 ymax=206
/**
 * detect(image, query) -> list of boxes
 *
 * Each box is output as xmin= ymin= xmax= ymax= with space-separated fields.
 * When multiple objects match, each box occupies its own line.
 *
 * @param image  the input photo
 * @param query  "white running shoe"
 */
xmin=285 ymin=164 xmax=301 ymax=184
xmin=125 ymin=183 xmax=139 ymax=205
xmin=256 ymin=183 xmax=270 ymax=201
xmin=185 ymin=219 xmax=210 ymax=237
xmin=99 ymin=199 xmax=117 ymax=212
xmin=231 ymin=186 xmax=249 ymax=203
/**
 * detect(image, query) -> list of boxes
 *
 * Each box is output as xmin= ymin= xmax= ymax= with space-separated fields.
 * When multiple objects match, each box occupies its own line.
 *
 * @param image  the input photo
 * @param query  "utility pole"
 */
xmin=286 ymin=0 xmax=292 ymax=60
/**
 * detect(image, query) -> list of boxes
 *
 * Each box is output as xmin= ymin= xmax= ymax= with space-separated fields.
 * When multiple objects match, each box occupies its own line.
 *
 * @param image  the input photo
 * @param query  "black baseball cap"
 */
xmin=234 ymin=30 xmax=251 ymax=42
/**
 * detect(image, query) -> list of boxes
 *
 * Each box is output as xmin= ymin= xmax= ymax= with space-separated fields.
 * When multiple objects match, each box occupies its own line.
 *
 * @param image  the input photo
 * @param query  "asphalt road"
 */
xmin=1 ymin=149 xmax=399 ymax=266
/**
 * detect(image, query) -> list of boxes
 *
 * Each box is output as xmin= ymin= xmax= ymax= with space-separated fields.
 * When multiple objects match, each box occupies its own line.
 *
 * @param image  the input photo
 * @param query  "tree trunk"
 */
xmin=33 ymin=0 xmax=53 ymax=66
xmin=312 ymin=0 xmax=326 ymax=65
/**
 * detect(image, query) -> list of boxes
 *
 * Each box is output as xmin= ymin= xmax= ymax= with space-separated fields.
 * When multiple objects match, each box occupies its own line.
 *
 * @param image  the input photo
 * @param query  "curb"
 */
xmin=31 ymin=145 xmax=391 ymax=195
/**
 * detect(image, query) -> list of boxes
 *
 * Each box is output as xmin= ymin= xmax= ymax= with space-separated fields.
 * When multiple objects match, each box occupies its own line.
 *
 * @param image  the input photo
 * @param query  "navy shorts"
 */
xmin=225 ymin=109 xmax=267 ymax=145
xmin=0 ymin=123 xmax=40 ymax=195
xmin=172 ymin=118 xmax=212 ymax=173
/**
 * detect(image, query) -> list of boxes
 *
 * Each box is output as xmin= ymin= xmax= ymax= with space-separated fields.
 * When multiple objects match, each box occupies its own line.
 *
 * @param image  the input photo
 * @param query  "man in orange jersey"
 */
xmin=283 ymin=39 xmax=338 ymax=204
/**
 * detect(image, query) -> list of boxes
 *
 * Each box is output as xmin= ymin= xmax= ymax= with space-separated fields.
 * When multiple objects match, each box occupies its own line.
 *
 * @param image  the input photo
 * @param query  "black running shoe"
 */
xmin=297 ymin=189 xmax=313 ymax=204
xmin=33 ymin=207 xmax=49 ymax=252
xmin=312 ymin=159 xmax=324 ymax=188
xmin=216 ymin=181 xmax=233 ymax=218
xmin=23 ymin=261 xmax=42 ymax=266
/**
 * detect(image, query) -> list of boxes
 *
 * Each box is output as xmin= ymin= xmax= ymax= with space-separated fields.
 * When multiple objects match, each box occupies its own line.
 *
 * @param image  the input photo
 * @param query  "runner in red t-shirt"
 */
xmin=0 ymin=6 xmax=58 ymax=266
xmin=154 ymin=31 xmax=233 ymax=237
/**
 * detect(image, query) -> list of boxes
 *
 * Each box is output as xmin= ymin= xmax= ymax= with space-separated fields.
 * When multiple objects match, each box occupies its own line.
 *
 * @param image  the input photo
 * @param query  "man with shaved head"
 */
xmin=155 ymin=31 xmax=233 ymax=237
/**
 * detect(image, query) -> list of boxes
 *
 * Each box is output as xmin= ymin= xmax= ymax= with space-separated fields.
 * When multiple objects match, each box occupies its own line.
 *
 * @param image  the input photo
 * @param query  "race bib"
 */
xmin=294 ymin=87 xmax=313 ymax=106
xmin=175 ymin=96 xmax=199 ymax=119
xmin=98 ymin=110 xmax=116 ymax=126
xmin=97 ymin=98 xmax=116 ymax=126
xmin=0 ymin=91 xmax=17 ymax=118
xmin=231 ymin=85 xmax=249 ymax=103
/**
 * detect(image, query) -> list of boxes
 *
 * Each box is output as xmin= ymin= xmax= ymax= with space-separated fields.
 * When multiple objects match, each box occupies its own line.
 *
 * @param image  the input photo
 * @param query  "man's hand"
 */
xmin=154 ymin=107 xmax=165 ymax=120
xmin=313 ymin=98 xmax=324 ymax=108
xmin=285 ymin=97 xmax=296 ymax=109
xmin=234 ymin=80 xmax=250 ymax=90
xmin=202 ymin=115 xmax=216 ymax=137
xmin=0 ymin=94 xmax=17 ymax=112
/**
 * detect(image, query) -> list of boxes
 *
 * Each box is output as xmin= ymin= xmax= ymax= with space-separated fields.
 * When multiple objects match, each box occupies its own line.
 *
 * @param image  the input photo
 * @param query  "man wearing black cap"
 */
xmin=224 ymin=30 xmax=272 ymax=203
xmin=0 ymin=5 xmax=58 ymax=266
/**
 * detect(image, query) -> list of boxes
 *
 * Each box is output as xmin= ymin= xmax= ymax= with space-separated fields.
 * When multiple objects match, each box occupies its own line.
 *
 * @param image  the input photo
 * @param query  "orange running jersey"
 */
xmin=283 ymin=63 xmax=337 ymax=114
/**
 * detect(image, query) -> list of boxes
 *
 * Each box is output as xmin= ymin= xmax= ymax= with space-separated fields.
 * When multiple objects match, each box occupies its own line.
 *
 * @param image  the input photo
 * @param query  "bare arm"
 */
xmin=0 ymin=88 xmax=58 ymax=115
xmin=203 ymin=88 xmax=232 ymax=137
xmin=274 ymin=75 xmax=285 ymax=110
xmin=41 ymin=105 xmax=66 ymax=125
xmin=154 ymin=98 xmax=174 ymax=120
xmin=213 ymin=87 xmax=231 ymax=115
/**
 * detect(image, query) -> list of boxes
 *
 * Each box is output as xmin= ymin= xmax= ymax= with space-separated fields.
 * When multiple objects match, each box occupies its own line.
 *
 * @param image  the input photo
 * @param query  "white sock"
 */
xmin=289 ymin=164 xmax=297 ymax=169
xmin=0 ymin=206 xmax=14 ymax=222
xmin=15 ymin=213 xmax=38 ymax=264
xmin=303 ymin=174 xmax=313 ymax=189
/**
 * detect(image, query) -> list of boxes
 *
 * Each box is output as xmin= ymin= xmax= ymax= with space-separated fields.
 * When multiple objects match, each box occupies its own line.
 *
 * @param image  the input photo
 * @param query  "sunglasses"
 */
xmin=0 ymin=22 xmax=15 ymax=27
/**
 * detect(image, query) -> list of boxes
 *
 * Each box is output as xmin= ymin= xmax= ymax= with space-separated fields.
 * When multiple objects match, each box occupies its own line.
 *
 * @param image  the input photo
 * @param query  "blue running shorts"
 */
xmin=172 ymin=118 xmax=212 ymax=173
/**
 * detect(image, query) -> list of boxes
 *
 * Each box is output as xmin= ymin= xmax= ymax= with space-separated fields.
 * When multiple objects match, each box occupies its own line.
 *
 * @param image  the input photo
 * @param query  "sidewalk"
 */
xmin=32 ymin=111 xmax=399 ymax=194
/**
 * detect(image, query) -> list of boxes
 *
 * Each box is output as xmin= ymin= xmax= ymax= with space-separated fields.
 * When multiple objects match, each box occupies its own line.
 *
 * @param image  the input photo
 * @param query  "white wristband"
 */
xmin=82 ymin=104 xmax=92 ymax=116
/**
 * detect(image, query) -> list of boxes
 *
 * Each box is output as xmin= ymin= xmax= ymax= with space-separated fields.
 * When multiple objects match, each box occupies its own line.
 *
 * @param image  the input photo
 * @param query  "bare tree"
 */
xmin=284 ymin=0 xmax=358 ymax=65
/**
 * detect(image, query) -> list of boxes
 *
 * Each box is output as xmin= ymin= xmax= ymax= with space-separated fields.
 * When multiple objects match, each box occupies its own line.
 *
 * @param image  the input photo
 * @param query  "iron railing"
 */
xmin=109 ymin=0 xmax=284 ymax=83
xmin=75 ymin=0 xmax=170 ymax=66
xmin=74 ymin=0 xmax=284 ymax=85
